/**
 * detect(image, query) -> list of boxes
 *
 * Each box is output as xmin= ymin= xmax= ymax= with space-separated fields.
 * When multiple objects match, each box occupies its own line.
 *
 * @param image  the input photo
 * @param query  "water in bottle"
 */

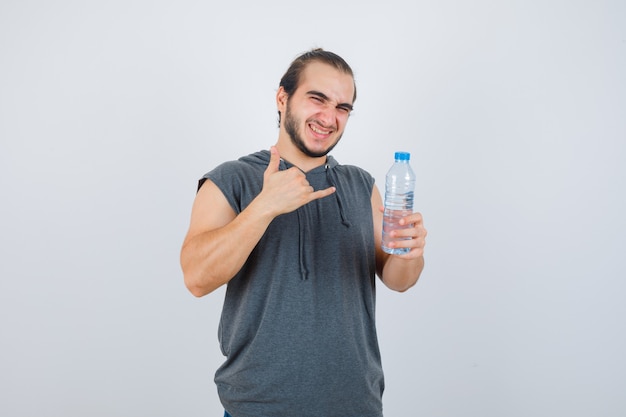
xmin=382 ymin=151 xmax=415 ymax=255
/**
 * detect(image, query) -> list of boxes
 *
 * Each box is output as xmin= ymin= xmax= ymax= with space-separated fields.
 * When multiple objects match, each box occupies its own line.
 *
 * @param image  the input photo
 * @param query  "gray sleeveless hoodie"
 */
xmin=200 ymin=150 xmax=384 ymax=417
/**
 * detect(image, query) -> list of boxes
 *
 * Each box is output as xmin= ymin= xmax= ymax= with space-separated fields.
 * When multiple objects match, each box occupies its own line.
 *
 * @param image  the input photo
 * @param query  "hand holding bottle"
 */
xmin=381 ymin=209 xmax=427 ymax=258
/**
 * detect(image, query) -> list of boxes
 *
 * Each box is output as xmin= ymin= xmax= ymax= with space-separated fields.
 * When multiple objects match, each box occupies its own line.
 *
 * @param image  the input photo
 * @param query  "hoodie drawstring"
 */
xmin=296 ymin=208 xmax=309 ymax=280
xmin=326 ymin=163 xmax=352 ymax=228
xmin=279 ymin=158 xmax=311 ymax=281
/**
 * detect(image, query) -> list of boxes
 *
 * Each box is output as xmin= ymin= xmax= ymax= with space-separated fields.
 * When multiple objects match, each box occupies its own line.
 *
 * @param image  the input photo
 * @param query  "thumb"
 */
xmin=265 ymin=146 xmax=281 ymax=175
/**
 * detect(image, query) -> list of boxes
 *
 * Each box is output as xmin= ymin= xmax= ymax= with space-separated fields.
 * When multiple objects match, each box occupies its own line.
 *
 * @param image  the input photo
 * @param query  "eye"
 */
xmin=337 ymin=106 xmax=351 ymax=114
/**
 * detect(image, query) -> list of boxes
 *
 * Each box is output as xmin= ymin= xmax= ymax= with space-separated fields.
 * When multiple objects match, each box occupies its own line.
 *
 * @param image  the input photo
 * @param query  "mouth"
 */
xmin=308 ymin=122 xmax=334 ymax=138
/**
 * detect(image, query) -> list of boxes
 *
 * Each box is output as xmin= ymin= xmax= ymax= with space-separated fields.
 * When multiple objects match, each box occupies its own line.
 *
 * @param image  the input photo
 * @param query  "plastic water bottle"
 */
xmin=382 ymin=151 xmax=415 ymax=255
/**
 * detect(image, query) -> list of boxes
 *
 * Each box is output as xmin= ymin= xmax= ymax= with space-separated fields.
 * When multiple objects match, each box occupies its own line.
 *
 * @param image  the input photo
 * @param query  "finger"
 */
xmin=265 ymin=146 xmax=281 ymax=175
xmin=400 ymin=212 xmax=423 ymax=226
xmin=393 ymin=223 xmax=426 ymax=239
xmin=308 ymin=186 xmax=336 ymax=202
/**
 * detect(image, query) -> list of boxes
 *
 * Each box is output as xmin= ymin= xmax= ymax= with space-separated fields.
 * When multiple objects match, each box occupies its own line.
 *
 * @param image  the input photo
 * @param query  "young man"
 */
xmin=180 ymin=48 xmax=427 ymax=417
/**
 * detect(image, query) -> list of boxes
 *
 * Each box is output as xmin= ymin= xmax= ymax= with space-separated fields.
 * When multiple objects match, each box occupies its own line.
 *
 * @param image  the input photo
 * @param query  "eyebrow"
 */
xmin=307 ymin=90 xmax=354 ymax=112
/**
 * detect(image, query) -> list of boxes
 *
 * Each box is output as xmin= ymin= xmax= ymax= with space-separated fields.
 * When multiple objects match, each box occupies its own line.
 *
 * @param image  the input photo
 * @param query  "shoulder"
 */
xmin=208 ymin=157 xmax=264 ymax=178
xmin=199 ymin=151 xmax=269 ymax=190
xmin=334 ymin=164 xmax=375 ymax=188
xmin=197 ymin=151 xmax=269 ymax=212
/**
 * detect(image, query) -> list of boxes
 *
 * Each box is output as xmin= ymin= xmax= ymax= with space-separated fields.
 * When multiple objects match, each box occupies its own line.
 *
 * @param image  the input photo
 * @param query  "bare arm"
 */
xmin=180 ymin=180 xmax=274 ymax=297
xmin=372 ymin=184 xmax=427 ymax=292
xmin=180 ymin=147 xmax=336 ymax=297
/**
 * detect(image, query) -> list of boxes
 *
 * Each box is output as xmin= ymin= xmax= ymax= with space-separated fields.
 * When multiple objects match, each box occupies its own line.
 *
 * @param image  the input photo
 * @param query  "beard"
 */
xmin=284 ymin=100 xmax=342 ymax=158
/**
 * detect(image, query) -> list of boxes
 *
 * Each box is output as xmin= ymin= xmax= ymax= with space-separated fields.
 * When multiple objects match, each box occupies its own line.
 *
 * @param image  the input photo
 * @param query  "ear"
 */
xmin=276 ymin=86 xmax=288 ymax=109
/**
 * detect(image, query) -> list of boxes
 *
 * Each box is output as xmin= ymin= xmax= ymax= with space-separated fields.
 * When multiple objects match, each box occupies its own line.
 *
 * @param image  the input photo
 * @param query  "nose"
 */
xmin=317 ymin=104 xmax=338 ymax=127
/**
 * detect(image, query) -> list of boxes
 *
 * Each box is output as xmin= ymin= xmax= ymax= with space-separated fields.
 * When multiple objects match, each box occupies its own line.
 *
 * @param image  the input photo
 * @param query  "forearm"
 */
xmin=181 ymin=200 xmax=274 ymax=297
xmin=380 ymin=255 xmax=424 ymax=292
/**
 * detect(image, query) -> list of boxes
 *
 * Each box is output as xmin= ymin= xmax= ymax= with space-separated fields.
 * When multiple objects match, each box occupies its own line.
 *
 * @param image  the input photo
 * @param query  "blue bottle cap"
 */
xmin=394 ymin=151 xmax=410 ymax=161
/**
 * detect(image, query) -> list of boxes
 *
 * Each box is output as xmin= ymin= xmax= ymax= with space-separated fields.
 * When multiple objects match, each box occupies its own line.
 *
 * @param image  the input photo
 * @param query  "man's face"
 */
xmin=282 ymin=62 xmax=355 ymax=158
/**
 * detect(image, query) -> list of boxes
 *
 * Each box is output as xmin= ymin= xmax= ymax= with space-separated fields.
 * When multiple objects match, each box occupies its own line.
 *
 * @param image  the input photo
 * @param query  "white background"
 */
xmin=1 ymin=1 xmax=625 ymax=416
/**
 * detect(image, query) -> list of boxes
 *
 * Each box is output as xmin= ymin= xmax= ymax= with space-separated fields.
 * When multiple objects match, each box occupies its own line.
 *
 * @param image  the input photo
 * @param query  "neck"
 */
xmin=275 ymin=137 xmax=328 ymax=173
xmin=279 ymin=155 xmax=328 ymax=173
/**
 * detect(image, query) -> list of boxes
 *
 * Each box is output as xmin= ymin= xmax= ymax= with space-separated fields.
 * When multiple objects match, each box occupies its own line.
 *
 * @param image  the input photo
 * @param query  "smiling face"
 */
xmin=277 ymin=61 xmax=355 ymax=161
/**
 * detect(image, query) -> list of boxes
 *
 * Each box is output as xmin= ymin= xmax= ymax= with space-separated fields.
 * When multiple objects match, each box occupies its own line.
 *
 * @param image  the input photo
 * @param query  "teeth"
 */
xmin=311 ymin=124 xmax=330 ymax=135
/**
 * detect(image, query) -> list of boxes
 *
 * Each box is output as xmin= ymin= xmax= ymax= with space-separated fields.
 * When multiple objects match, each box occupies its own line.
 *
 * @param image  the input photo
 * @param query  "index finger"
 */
xmin=400 ymin=211 xmax=424 ymax=226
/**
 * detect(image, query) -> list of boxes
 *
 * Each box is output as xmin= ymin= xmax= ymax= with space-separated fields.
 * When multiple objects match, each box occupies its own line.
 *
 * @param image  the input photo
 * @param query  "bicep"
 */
xmin=184 ymin=179 xmax=236 ymax=243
